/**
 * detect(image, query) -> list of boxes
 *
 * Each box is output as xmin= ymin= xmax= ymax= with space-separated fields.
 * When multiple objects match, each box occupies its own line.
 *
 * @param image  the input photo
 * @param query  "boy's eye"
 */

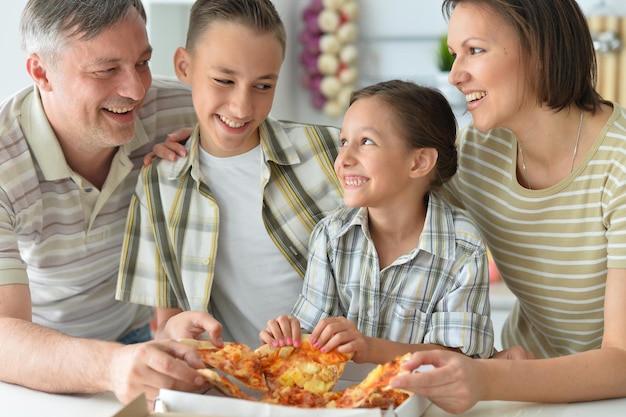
xmin=362 ymin=138 xmax=374 ymax=145
xmin=339 ymin=138 xmax=348 ymax=147
xmin=215 ymin=78 xmax=233 ymax=85
xmin=255 ymin=83 xmax=273 ymax=90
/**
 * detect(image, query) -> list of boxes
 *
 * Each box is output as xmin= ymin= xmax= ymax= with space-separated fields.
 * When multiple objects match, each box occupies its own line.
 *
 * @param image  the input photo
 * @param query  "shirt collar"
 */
xmin=160 ymin=117 xmax=302 ymax=182
xmin=331 ymin=192 xmax=457 ymax=261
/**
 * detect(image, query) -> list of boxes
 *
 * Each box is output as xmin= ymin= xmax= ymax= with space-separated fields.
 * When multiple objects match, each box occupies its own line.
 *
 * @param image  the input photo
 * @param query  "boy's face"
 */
xmin=35 ymin=8 xmax=152 ymax=151
xmin=175 ymin=22 xmax=283 ymax=157
xmin=335 ymin=96 xmax=418 ymax=210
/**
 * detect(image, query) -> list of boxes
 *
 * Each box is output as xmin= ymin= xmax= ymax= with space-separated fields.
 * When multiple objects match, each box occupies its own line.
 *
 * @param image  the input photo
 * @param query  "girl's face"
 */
xmin=447 ymin=3 xmax=530 ymax=132
xmin=335 ymin=96 xmax=418 ymax=209
xmin=174 ymin=22 xmax=283 ymax=157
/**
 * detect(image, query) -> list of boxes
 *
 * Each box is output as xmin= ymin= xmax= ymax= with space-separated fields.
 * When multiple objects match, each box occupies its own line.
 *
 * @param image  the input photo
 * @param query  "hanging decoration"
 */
xmin=299 ymin=0 xmax=360 ymax=118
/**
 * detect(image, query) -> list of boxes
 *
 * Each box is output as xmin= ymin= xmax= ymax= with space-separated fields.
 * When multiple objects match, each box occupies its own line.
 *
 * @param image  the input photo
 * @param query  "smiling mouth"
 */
xmin=104 ymin=106 xmax=135 ymax=114
xmin=465 ymin=91 xmax=487 ymax=102
xmin=345 ymin=176 xmax=368 ymax=186
xmin=219 ymin=115 xmax=247 ymax=129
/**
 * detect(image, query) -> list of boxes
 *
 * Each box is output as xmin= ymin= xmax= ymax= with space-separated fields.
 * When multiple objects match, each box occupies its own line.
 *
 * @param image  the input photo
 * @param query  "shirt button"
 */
xmin=202 ymin=258 xmax=210 ymax=265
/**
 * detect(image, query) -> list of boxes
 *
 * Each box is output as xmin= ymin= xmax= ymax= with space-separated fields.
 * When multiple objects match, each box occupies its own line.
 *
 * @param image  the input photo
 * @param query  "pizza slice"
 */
xmin=261 ymin=386 xmax=340 ymax=408
xmin=334 ymin=352 xmax=413 ymax=409
xmin=196 ymin=368 xmax=257 ymax=401
xmin=255 ymin=334 xmax=353 ymax=395
xmin=180 ymin=339 xmax=267 ymax=392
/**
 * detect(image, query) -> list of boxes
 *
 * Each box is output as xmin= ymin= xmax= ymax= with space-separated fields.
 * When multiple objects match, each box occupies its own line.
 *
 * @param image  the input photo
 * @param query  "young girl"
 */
xmin=260 ymin=80 xmax=494 ymax=364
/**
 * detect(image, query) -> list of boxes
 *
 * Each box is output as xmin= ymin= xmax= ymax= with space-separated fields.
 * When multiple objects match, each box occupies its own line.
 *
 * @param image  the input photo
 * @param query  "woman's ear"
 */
xmin=26 ymin=53 xmax=52 ymax=92
xmin=410 ymin=148 xmax=439 ymax=179
xmin=173 ymin=47 xmax=191 ymax=83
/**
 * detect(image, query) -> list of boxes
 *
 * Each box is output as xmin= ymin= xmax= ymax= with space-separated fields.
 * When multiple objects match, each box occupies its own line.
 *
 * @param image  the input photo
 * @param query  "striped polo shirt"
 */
xmin=0 ymin=77 xmax=197 ymax=340
xmin=442 ymin=103 xmax=626 ymax=358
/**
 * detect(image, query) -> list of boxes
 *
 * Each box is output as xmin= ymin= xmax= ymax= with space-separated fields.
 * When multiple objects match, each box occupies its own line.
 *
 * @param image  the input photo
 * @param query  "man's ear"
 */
xmin=173 ymin=47 xmax=191 ymax=83
xmin=25 ymin=53 xmax=52 ymax=92
xmin=410 ymin=148 xmax=438 ymax=179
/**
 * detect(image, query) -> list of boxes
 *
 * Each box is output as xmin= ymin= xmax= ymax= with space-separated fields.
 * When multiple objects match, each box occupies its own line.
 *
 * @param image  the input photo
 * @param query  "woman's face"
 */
xmin=447 ymin=3 xmax=531 ymax=132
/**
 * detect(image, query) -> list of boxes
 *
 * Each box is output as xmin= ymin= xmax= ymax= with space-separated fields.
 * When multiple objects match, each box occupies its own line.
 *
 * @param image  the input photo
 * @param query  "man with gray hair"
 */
xmin=0 ymin=0 xmax=211 ymax=405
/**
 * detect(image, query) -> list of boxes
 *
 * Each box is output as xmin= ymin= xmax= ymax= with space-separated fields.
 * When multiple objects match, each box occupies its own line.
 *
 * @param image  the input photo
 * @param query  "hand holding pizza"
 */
xmin=310 ymin=316 xmax=369 ymax=362
xmin=260 ymin=314 xmax=303 ymax=347
xmin=108 ymin=339 xmax=210 ymax=405
xmin=160 ymin=311 xmax=224 ymax=346
xmin=389 ymin=349 xmax=487 ymax=414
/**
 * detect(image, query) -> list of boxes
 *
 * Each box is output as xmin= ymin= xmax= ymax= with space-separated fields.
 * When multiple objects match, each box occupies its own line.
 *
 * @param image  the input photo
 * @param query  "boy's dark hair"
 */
xmin=350 ymin=80 xmax=458 ymax=187
xmin=186 ymin=0 xmax=286 ymax=56
xmin=442 ymin=0 xmax=606 ymax=113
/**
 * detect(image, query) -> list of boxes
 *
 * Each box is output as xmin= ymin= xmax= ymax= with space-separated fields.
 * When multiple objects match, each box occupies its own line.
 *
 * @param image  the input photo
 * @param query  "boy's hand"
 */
xmin=162 ymin=311 xmax=224 ymax=347
xmin=260 ymin=315 xmax=302 ymax=347
xmin=143 ymin=127 xmax=193 ymax=165
xmin=310 ymin=317 xmax=368 ymax=362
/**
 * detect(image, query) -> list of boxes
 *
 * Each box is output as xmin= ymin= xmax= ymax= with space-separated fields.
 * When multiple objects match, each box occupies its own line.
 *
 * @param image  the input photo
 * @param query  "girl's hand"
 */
xmin=310 ymin=317 xmax=368 ymax=362
xmin=259 ymin=315 xmax=302 ymax=347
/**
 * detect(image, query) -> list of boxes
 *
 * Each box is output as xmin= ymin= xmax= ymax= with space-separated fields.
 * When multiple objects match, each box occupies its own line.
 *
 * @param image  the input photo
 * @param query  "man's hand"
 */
xmin=109 ymin=339 xmax=210 ymax=405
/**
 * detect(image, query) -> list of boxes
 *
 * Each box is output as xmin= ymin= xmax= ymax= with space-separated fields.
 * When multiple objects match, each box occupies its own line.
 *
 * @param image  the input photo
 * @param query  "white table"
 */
xmin=2 ymin=380 xmax=625 ymax=417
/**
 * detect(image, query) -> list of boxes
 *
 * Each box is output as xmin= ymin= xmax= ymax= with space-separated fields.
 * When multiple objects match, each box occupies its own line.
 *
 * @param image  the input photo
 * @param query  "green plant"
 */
xmin=437 ymin=34 xmax=454 ymax=72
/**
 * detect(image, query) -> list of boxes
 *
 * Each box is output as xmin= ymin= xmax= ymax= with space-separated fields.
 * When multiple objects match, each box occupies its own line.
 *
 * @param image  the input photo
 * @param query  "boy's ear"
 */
xmin=173 ymin=47 xmax=191 ymax=82
xmin=410 ymin=148 xmax=438 ymax=179
xmin=26 ymin=53 xmax=52 ymax=92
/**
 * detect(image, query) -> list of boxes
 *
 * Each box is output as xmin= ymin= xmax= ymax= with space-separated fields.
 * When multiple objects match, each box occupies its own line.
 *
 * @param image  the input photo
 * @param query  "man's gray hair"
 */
xmin=20 ymin=0 xmax=147 ymax=60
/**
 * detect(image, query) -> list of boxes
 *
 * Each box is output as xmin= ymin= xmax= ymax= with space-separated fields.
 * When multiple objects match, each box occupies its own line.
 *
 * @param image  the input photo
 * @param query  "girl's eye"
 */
xmin=255 ymin=83 xmax=273 ymax=91
xmin=362 ymin=138 xmax=374 ymax=145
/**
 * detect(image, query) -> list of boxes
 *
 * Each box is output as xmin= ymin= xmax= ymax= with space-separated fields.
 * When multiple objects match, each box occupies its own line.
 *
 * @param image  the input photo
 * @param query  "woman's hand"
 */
xmin=389 ymin=349 xmax=487 ymax=414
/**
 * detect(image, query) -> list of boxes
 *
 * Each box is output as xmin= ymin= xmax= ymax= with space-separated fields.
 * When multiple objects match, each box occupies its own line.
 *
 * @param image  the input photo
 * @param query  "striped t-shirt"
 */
xmin=0 ymin=78 xmax=197 ymax=340
xmin=443 ymin=103 xmax=626 ymax=358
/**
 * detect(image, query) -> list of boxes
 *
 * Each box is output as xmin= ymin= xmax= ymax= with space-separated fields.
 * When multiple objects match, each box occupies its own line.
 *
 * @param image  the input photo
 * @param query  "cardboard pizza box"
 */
xmin=112 ymin=363 xmax=432 ymax=417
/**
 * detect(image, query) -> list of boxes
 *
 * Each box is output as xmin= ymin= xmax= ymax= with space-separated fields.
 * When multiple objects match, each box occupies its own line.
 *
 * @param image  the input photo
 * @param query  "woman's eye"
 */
xmin=469 ymin=47 xmax=485 ymax=55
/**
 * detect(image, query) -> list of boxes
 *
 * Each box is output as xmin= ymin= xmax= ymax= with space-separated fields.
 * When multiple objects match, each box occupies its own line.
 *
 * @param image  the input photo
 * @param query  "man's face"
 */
xmin=37 ymin=8 xmax=152 ymax=154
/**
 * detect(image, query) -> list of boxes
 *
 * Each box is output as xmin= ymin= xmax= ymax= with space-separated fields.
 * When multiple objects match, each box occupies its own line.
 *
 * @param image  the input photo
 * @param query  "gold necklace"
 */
xmin=518 ymin=110 xmax=584 ymax=190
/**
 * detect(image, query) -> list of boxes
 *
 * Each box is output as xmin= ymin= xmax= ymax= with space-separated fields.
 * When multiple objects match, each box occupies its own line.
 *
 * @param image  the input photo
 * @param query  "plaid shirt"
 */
xmin=116 ymin=118 xmax=343 ymax=312
xmin=292 ymin=193 xmax=494 ymax=358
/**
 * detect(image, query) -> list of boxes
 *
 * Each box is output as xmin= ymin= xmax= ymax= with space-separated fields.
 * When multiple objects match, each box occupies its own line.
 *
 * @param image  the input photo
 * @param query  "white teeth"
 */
xmin=219 ymin=115 xmax=245 ymax=128
xmin=106 ymin=107 xmax=134 ymax=114
xmin=345 ymin=177 xmax=367 ymax=186
xmin=465 ymin=91 xmax=487 ymax=102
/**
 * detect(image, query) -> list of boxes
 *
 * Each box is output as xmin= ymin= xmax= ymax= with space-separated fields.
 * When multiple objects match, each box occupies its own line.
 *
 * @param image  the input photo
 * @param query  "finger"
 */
xmin=259 ymin=328 xmax=278 ymax=346
xmin=143 ymin=152 xmax=156 ymax=166
xmin=290 ymin=319 xmax=302 ymax=347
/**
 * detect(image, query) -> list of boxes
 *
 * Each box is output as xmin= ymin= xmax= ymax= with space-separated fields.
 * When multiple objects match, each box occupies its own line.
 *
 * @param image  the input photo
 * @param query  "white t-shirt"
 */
xmin=199 ymin=145 xmax=303 ymax=347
